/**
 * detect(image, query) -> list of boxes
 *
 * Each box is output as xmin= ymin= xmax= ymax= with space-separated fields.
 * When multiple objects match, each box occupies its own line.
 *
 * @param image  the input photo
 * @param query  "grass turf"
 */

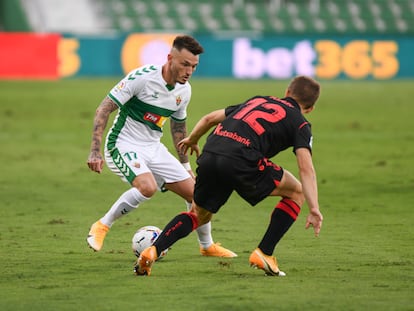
xmin=0 ymin=78 xmax=413 ymax=311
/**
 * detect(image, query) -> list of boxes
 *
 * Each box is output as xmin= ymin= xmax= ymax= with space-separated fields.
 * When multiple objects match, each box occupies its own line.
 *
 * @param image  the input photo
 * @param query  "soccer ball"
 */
xmin=131 ymin=225 xmax=168 ymax=259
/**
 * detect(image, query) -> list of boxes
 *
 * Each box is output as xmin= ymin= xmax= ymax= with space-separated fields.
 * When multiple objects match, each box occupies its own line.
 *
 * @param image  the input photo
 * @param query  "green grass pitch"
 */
xmin=0 ymin=78 xmax=413 ymax=311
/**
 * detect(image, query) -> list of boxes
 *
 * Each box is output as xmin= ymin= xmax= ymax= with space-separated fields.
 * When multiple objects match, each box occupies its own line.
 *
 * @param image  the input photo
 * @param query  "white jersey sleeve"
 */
xmin=108 ymin=66 xmax=152 ymax=106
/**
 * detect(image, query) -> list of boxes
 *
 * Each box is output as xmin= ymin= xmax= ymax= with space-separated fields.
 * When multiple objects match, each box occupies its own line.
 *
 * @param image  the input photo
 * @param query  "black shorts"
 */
xmin=193 ymin=151 xmax=284 ymax=213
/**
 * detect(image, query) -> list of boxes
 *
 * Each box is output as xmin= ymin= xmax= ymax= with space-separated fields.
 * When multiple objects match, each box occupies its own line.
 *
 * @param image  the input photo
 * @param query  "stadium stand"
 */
xmin=0 ymin=0 xmax=31 ymax=31
xmin=18 ymin=0 xmax=414 ymax=35
xmin=92 ymin=0 xmax=414 ymax=35
xmin=19 ymin=0 xmax=109 ymax=34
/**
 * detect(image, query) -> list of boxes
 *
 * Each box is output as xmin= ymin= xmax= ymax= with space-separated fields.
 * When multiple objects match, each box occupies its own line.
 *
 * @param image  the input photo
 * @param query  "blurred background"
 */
xmin=0 ymin=0 xmax=413 ymax=80
xmin=1 ymin=4 xmax=413 ymax=309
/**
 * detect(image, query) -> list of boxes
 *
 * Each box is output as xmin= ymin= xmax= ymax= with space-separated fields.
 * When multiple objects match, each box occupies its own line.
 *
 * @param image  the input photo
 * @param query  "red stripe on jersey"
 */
xmin=299 ymin=122 xmax=309 ymax=129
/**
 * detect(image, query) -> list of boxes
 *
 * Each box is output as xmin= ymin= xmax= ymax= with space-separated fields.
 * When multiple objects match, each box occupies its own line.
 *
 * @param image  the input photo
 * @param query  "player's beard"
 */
xmin=177 ymin=79 xmax=186 ymax=85
xmin=178 ymin=73 xmax=190 ymax=84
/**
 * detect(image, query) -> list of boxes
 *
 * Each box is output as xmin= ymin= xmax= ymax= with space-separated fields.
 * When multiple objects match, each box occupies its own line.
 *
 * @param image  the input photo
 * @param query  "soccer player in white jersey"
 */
xmin=86 ymin=35 xmax=236 ymax=257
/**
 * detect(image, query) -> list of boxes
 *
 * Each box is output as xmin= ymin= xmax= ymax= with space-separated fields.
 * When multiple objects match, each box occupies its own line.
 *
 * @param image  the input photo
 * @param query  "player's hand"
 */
xmin=305 ymin=210 xmax=323 ymax=237
xmin=87 ymin=151 xmax=105 ymax=173
xmin=177 ymin=138 xmax=200 ymax=157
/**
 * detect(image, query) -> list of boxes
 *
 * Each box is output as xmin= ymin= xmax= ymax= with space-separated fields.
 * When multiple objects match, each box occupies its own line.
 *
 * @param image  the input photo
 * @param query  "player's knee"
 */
xmin=194 ymin=205 xmax=212 ymax=226
xmin=132 ymin=179 xmax=157 ymax=197
xmin=183 ymin=193 xmax=193 ymax=203
xmin=293 ymin=192 xmax=305 ymax=207
xmin=138 ymin=185 xmax=157 ymax=197
xmin=165 ymin=178 xmax=194 ymax=202
xmin=286 ymin=182 xmax=305 ymax=207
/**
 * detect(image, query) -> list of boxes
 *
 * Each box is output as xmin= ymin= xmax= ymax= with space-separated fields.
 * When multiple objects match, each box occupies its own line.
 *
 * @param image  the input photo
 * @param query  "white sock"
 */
xmin=101 ymin=188 xmax=149 ymax=227
xmin=185 ymin=201 xmax=213 ymax=249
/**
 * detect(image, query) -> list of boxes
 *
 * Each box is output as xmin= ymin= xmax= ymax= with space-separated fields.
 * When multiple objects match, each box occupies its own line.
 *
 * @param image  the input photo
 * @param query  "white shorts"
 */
xmin=104 ymin=142 xmax=190 ymax=189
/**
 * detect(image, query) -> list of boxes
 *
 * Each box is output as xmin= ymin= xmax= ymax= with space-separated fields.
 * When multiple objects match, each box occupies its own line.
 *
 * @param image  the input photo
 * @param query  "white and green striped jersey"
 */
xmin=106 ymin=64 xmax=191 ymax=150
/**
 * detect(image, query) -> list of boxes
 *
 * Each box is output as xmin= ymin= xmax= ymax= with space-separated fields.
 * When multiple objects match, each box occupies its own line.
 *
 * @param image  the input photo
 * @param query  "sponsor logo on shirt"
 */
xmin=143 ymin=112 xmax=167 ymax=127
xmin=213 ymin=123 xmax=251 ymax=146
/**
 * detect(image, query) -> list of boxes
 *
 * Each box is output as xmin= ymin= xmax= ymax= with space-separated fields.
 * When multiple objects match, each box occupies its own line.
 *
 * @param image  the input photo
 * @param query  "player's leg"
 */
xmin=134 ymin=203 xmax=210 ymax=276
xmin=87 ymin=146 xmax=156 ymax=251
xmin=99 ymin=172 xmax=156 ymax=227
xmin=137 ymin=202 xmax=234 ymax=276
xmin=233 ymin=158 xmax=302 ymax=275
xmin=249 ymin=169 xmax=303 ymax=275
xmin=153 ymin=146 xmax=237 ymax=257
xmin=163 ymin=178 xmax=214 ymax=247
xmin=258 ymin=169 xmax=304 ymax=254
xmin=134 ymin=152 xmax=235 ymax=275
xmin=154 ymin=203 xmax=212 ymax=254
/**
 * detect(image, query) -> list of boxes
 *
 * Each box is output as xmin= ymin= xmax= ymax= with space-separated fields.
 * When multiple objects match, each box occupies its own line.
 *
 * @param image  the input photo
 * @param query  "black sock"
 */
xmin=153 ymin=212 xmax=196 ymax=257
xmin=258 ymin=208 xmax=295 ymax=256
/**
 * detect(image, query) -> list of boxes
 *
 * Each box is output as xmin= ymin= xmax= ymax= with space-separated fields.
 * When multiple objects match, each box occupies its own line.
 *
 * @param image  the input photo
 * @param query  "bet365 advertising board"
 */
xmin=0 ymin=32 xmax=413 ymax=80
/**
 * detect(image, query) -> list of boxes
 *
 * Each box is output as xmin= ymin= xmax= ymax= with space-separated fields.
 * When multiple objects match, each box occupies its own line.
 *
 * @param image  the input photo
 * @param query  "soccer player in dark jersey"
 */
xmin=134 ymin=75 xmax=323 ymax=276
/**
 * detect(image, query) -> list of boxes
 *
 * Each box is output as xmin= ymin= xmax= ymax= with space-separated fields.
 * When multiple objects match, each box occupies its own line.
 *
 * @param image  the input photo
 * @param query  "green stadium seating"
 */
xmin=94 ymin=0 xmax=414 ymax=35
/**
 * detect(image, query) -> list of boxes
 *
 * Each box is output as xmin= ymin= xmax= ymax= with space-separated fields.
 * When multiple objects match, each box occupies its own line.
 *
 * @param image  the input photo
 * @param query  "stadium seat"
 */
xmin=23 ymin=0 xmax=414 ymax=35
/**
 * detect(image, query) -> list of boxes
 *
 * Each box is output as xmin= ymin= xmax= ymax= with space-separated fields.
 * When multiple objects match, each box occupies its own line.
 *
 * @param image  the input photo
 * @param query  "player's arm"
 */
xmin=295 ymin=148 xmax=323 ymax=236
xmin=170 ymin=119 xmax=196 ymax=179
xmin=177 ymin=109 xmax=226 ymax=157
xmin=87 ymin=96 xmax=118 ymax=173
xmin=170 ymin=119 xmax=191 ymax=161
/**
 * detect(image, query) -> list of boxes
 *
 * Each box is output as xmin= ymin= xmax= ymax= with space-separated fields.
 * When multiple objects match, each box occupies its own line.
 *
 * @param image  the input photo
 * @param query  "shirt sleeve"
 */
xmin=108 ymin=69 xmax=146 ymax=107
xmin=293 ymin=122 xmax=313 ymax=154
xmin=224 ymin=104 xmax=243 ymax=116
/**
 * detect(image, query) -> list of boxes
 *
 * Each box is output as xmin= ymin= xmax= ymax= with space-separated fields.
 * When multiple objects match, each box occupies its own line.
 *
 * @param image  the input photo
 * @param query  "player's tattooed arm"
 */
xmin=87 ymin=97 xmax=118 ymax=173
xmin=170 ymin=119 xmax=189 ymax=163
xmin=90 ymin=97 xmax=118 ymax=154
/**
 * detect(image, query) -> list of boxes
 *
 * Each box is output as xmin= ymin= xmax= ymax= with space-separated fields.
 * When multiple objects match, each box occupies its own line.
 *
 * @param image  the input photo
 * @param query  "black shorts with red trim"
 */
xmin=193 ymin=151 xmax=284 ymax=213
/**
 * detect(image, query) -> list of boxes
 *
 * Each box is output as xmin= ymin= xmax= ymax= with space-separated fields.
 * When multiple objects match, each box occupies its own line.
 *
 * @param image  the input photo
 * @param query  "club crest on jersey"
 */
xmin=175 ymin=95 xmax=182 ymax=106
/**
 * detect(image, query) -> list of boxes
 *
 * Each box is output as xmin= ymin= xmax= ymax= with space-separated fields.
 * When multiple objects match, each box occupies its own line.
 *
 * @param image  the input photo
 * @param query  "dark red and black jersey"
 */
xmin=203 ymin=96 xmax=312 ymax=161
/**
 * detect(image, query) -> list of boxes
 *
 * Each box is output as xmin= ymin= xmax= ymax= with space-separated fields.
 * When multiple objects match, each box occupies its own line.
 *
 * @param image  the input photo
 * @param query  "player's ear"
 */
xmin=303 ymin=106 xmax=315 ymax=114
